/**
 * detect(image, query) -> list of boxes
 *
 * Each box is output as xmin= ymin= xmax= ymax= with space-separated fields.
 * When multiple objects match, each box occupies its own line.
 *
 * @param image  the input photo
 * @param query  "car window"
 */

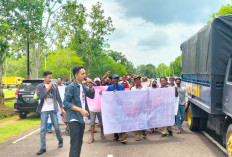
xmin=19 ymin=82 xmax=41 ymax=91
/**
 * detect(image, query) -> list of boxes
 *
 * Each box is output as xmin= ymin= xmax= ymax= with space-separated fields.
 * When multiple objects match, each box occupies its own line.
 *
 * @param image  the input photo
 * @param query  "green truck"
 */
xmin=181 ymin=15 xmax=232 ymax=156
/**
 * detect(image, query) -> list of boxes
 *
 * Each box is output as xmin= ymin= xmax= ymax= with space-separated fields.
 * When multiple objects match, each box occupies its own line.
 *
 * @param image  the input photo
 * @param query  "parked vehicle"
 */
xmin=2 ymin=77 xmax=25 ymax=88
xmin=181 ymin=15 xmax=232 ymax=156
xmin=14 ymin=79 xmax=43 ymax=119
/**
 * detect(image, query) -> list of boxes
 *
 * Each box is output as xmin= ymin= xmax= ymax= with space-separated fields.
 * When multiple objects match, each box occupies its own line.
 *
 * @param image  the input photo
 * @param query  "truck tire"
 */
xmin=188 ymin=106 xmax=200 ymax=131
xmin=199 ymin=118 xmax=208 ymax=131
xmin=226 ymin=124 xmax=232 ymax=157
xmin=19 ymin=112 xmax=28 ymax=119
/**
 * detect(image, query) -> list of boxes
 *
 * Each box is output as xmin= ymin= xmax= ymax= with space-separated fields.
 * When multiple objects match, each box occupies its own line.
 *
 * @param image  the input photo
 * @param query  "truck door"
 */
xmin=223 ymin=58 xmax=232 ymax=116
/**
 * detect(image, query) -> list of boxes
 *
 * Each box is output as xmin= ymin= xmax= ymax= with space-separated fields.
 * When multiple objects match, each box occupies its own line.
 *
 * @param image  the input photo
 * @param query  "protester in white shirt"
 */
xmin=131 ymin=75 xmax=148 ymax=141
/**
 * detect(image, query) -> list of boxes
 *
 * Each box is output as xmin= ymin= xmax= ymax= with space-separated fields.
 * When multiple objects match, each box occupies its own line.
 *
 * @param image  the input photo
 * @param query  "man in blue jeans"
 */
xmin=36 ymin=71 xmax=65 ymax=155
xmin=63 ymin=66 xmax=95 ymax=157
xmin=175 ymin=78 xmax=188 ymax=134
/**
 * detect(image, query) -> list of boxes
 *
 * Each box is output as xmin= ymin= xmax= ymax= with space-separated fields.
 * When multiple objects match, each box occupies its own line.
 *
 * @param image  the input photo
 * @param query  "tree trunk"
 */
xmin=0 ymin=64 xmax=5 ymax=107
xmin=32 ymin=43 xmax=40 ymax=79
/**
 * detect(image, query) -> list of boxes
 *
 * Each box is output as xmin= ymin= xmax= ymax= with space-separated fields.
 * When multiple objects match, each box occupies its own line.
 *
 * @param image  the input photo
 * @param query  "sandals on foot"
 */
xmin=88 ymin=139 xmax=95 ymax=144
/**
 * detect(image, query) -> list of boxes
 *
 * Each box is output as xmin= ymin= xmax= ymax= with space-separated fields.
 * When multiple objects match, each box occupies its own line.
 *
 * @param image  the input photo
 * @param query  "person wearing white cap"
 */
xmin=94 ymin=77 xmax=101 ymax=86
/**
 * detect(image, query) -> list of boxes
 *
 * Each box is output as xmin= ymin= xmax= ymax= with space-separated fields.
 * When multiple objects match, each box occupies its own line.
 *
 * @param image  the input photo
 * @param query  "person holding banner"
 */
xmin=131 ymin=75 xmax=148 ymax=141
xmin=160 ymin=77 xmax=173 ymax=137
xmin=63 ymin=66 xmax=95 ymax=157
xmin=169 ymin=77 xmax=175 ymax=87
xmin=88 ymin=81 xmax=105 ymax=144
xmin=106 ymin=74 xmax=127 ymax=144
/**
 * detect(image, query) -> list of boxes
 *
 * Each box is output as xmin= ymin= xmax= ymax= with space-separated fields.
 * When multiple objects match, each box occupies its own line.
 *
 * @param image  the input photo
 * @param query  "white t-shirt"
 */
xmin=41 ymin=84 xmax=55 ymax=112
xmin=79 ymin=84 xmax=86 ymax=110
xmin=70 ymin=84 xmax=86 ymax=122
xmin=131 ymin=85 xmax=148 ymax=91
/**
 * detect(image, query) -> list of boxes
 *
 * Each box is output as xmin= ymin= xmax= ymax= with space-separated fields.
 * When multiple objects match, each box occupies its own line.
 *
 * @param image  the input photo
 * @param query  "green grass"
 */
xmin=0 ymin=115 xmax=18 ymax=123
xmin=4 ymin=100 xmax=14 ymax=108
xmin=3 ymin=90 xmax=16 ymax=98
xmin=0 ymin=117 xmax=40 ymax=143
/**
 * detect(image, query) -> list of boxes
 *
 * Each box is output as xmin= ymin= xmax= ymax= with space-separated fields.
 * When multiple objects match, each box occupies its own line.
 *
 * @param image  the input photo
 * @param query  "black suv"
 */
xmin=14 ymin=79 xmax=43 ymax=119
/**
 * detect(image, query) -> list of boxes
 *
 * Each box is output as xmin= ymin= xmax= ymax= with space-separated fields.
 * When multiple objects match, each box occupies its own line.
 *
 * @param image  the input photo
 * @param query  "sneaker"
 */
xmin=58 ymin=139 xmax=63 ymax=148
xmin=168 ymin=130 xmax=173 ymax=136
xmin=177 ymin=130 xmax=181 ymax=134
xmin=37 ymin=149 xmax=46 ymax=155
xmin=120 ymin=139 xmax=127 ymax=144
xmin=142 ymin=131 xmax=147 ymax=137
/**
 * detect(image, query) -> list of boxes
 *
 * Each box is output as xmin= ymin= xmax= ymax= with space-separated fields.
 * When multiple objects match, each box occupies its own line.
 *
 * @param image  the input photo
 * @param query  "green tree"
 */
xmin=208 ymin=1 xmax=232 ymax=23
xmin=54 ymin=1 xmax=115 ymax=75
xmin=89 ymin=54 xmax=127 ymax=78
xmin=137 ymin=64 xmax=156 ymax=78
xmin=4 ymin=56 xmax=28 ymax=78
xmin=0 ymin=19 xmax=11 ymax=106
xmin=155 ymin=63 xmax=169 ymax=78
xmin=0 ymin=0 xmax=63 ymax=78
xmin=170 ymin=56 xmax=182 ymax=77
xmin=46 ymin=48 xmax=84 ymax=79
xmin=107 ymin=50 xmax=136 ymax=74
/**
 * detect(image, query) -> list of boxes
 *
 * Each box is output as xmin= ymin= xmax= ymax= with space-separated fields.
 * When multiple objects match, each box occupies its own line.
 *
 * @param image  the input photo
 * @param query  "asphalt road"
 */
xmin=0 ymin=122 xmax=226 ymax=157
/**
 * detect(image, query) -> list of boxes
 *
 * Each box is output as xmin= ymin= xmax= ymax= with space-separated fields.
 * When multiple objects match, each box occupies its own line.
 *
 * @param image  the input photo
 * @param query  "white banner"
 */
xmin=101 ymin=87 xmax=175 ymax=134
xmin=58 ymin=86 xmax=66 ymax=102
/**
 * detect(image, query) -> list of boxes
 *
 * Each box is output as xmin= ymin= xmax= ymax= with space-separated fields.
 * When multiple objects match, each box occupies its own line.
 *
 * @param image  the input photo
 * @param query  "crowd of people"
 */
xmin=35 ymin=66 xmax=188 ymax=157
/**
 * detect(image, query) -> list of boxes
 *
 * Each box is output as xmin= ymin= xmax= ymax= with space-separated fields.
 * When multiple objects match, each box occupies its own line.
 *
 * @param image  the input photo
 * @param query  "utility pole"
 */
xmin=27 ymin=31 xmax=30 ymax=79
xmin=45 ymin=56 xmax=46 ymax=70
xmin=27 ymin=13 xmax=30 ymax=80
xmin=4 ymin=59 xmax=7 ymax=87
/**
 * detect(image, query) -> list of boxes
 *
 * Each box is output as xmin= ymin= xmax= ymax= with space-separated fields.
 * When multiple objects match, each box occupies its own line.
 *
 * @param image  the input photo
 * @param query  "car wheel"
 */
xmin=19 ymin=112 xmax=28 ymax=119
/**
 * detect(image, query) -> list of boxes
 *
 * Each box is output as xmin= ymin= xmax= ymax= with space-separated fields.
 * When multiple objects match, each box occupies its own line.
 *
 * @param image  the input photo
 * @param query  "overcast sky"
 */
xmin=79 ymin=0 xmax=231 ymax=66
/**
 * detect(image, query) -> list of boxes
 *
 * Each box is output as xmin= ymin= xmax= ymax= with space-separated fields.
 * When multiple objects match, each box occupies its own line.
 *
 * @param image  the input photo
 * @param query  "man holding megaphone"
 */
xmin=63 ymin=66 xmax=95 ymax=157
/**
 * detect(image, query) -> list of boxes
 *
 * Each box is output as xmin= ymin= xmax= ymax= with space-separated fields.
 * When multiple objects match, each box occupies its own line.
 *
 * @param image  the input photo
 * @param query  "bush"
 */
xmin=0 ymin=106 xmax=16 ymax=119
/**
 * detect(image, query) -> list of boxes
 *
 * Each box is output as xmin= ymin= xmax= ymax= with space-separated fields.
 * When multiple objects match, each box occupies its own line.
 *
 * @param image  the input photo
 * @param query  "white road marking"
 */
xmin=12 ymin=128 xmax=40 ymax=144
xmin=107 ymin=155 xmax=113 ymax=157
xmin=202 ymin=131 xmax=227 ymax=154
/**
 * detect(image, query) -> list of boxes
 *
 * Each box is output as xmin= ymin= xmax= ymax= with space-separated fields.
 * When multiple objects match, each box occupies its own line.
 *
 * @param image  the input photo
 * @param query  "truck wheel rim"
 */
xmin=228 ymin=134 xmax=232 ymax=157
xmin=188 ymin=109 xmax=192 ymax=126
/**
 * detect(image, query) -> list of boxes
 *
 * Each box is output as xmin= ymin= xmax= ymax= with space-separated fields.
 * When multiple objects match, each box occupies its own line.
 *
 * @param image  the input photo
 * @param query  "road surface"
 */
xmin=0 ymin=122 xmax=226 ymax=157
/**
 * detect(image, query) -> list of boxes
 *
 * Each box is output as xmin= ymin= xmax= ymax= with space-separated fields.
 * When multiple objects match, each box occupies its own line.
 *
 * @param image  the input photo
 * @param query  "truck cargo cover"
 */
xmin=181 ymin=15 xmax=232 ymax=75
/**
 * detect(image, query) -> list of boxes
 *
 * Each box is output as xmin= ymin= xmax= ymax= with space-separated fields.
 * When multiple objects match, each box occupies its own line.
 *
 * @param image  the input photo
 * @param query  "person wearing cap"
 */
xmin=65 ymin=77 xmax=71 ymax=86
xmin=130 ymin=75 xmax=148 ymax=141
xmin=151 ymin=79 xmax=159 ymax=88
xmin=94 ymin=77 xmax=101 ymax=86
xmin=107 ymin=74 xmax=125 ymax=91
xmin=106 ymin=74 xmax=127 ymax=144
